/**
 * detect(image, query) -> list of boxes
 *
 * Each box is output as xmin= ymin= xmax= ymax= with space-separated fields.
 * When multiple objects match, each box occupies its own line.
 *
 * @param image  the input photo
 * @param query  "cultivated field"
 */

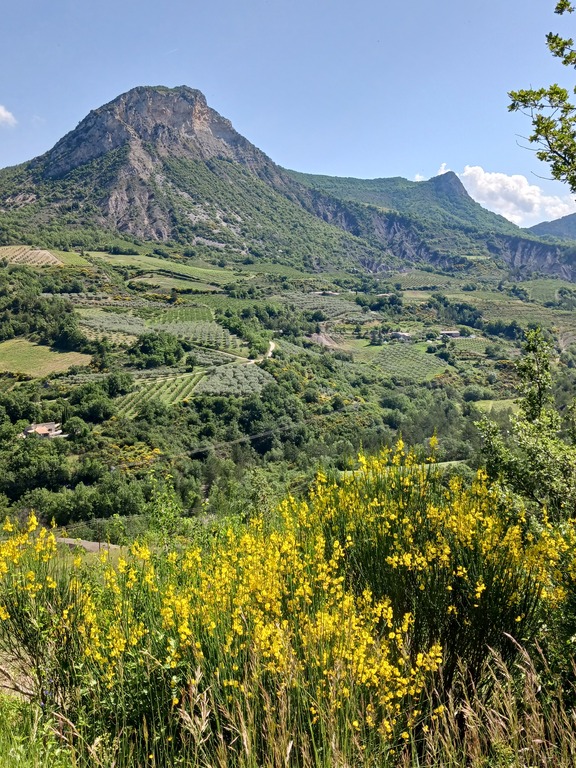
xmin=53 ymin=250 xmax=92 ymax=266
xmin=157 ymin=305 xmax=214 ymax=323
xmin=0 ymin=339 xmax=91 ymax=376
xmin=91 ymin=252 xmax=239 ymax=286
xmin=194 ymin=363 xmax=275 ymax=395
xmin=373 ymin=342 xmax=450 ymax=381
xmin=524 ymin=277 xmax=572 ymax=303
xmin=274 ymin=290 xmax=362 ymax=318
xmin=389 ymin=269 xmax=457 ymax=289
xmin=131 ymin=274 xmax=221 ymax=292
xmin=153 ymin=320 xmax=247 ymax=354
xmin=114 ymin=372 xmax=205 ymax=417
xmin=77 ymin=307 xmax=149 ymax=331
xmin=0 ymin=245 xmax=63 ymax=266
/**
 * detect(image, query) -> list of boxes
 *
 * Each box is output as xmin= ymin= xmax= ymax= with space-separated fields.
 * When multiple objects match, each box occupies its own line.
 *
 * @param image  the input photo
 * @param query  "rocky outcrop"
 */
xmin=489 ymin=235 xmax=576 ymax=280
xmin=5 ymin=84 xmax=576 ymax=279
xmin=35 ymin=86 xmax=271 ymax=180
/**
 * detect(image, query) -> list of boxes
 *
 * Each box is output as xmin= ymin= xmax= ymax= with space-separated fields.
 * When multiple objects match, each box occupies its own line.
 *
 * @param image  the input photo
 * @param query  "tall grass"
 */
xmin=0 ymin=444 xmax=575 ymax=765
xmin=0 ymin=695 xmax=72 ymax=768
xmin=399 ymin=647 xmax=576 ymax=767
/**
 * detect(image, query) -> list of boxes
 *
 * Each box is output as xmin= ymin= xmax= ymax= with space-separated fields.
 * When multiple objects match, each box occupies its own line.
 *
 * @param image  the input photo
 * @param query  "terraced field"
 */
xmin=114 ymin=372 xmax=205 ymax=417
xmin=0 ymin=245 xmax=63 ymax=266
xmin=451 ymin=337 xmax=490 ymax=354
xmin=479 ymin=299 xmax=576 ymax=334
xmin=200 ymin=295 xmax=283 ymax=311
xmin=132 ymin=275 xmax=221 ymax=293
xmin=194 ymin=364 xmax=275 ymax=395
xmin=234 ymin=262 xmax=321 ymax=279
xmin=153 ymin=320 xmax=247 ymax=354
xmin=524 ymin=278 xmax=571 ymax=304
xmin=389 ymin=270 xmax=456 ymax=290
xmin=159 ymin=306 xmax=214 ymax=323
xmin=92 ymin=252 xmax=239 ymax=286
xmin=77 ymin=308 xmax=149 ymax=339
xmin=81 ymin=326 xmax=138 ymax=346
xmin=53 ymin=251 xmax=92 ymax=266
xmin=372 ymin=342 xmax=451 ymax=381
xmin=274 ymin=291 xmax=362 ymax=318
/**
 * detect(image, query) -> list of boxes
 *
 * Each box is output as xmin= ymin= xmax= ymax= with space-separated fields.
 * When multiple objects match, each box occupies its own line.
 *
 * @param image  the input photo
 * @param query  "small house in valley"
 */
xmin=21 ymin=422 xmax=67 ymax=439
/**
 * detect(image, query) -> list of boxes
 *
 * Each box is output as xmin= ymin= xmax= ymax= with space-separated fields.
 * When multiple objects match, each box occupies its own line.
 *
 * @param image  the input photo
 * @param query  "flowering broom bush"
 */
xmin=0 ymin=443 xmax=574 ymax=766
xmin=299 ymin=440 xmax=564 ymax=694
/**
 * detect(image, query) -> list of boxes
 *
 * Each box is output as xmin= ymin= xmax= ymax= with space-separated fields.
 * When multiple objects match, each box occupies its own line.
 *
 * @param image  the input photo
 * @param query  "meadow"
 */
xmin=0 ymin=339 xmax=91 ymax=376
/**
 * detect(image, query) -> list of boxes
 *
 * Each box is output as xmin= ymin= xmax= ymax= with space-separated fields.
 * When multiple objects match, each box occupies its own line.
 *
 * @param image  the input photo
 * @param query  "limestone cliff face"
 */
xmin=26 ymin=86 xmax=299 ymax=239
xmin=4 ymin=84 xmax=576 ymax=277
xmin=38 ymin=86 xmax=268 ymax=179
xmin=489 ymin=235 xmax=576 ymax=280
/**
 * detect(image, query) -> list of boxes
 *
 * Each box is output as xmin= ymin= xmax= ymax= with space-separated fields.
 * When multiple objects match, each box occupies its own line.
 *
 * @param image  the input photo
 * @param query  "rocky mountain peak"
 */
xmin=36 ymin=85 xmax=259 ymax=179
xmin=427 ymin=170 xmax=469 ymax=199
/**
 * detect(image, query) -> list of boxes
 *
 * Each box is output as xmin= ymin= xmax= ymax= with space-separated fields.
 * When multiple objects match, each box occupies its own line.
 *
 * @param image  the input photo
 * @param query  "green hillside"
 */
xmin=287 ymin=170 xmax=521 ymax=234
xmin=0 ymin=153 xmax=390 ymax=273
xmin=286 ymin=168 xmax=557 ymax=265
xmin=529 ymin=212 xmax=576 ymax=240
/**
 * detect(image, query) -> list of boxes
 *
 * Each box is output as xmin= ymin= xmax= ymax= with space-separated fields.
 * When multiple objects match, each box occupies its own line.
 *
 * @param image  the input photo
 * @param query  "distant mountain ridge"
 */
xmin=1 ymin=84 xmax=576 ymax=278
xmin=287 ymin=169 xmax=576 ymax=277
xmin=529 ymin=212 xmax=576 ymax=241
xmin=287 ymin=169 xmax=519 ymax=235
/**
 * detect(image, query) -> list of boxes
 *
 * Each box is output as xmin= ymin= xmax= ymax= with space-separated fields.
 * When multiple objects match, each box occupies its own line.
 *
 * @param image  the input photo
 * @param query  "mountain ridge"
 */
xmin=1 ymin=84 xmax=576 ymax=279
xmin=529 ymin=212 xmax=576 ymax=241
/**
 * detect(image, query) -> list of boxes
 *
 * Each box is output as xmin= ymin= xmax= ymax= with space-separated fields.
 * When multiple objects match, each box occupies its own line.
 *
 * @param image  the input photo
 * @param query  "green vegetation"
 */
xmin=373 ymin=342 xmax=452 ymax=380
xmin=4 ymin=91 xmax=576 ymax=762
xmin=194 ymin=363 xmax=274 ymax=395
xmin=3 ymin=252 xmax=576 ymax=528
xmin=2 ymin=439 xmax=576 ymax=766
xmin=288 ymin=169 xmax=520 ymax=235
xmin=0 ymin=339 xmax=91 ymax=376
xmin=287 ymin=169 xmax=538 ymax=262
xmin=509 ymin=0 xmax=576 ymax=193
xmin=115 ymin=372 xmax=204 ymax=416
xmin=0 ymin=245 xmax=63 ymax=266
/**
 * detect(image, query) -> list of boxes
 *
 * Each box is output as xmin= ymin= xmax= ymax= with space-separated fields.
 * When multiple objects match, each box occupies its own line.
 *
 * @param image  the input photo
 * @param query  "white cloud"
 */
xmin=415 ymin=164 xmax=450 ymax=182
xmin=414 ymin=164 xmax=576 ymax=226
xmin=458 ymin=165 xmax=576 ymax=227
xmin=0 ymin=105 xmax=17 ymax=127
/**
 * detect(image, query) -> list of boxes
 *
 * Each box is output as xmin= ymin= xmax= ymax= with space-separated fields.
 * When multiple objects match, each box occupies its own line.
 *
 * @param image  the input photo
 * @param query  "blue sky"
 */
xmin=1 ymin=0 xmax=576 ymax=226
